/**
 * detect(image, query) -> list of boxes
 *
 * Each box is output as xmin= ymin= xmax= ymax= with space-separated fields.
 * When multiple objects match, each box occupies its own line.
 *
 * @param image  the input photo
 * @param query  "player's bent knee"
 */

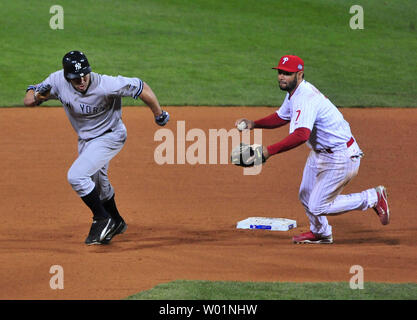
xmin=307 ymin=202 xmax=327 ymax=216
xmin=67 ymin=167 xmax=81 ymax=186
xmin=67 ymin=168 xmax=94 ymax=196
xmin=67 ymin=170 xmax=76 ymax=186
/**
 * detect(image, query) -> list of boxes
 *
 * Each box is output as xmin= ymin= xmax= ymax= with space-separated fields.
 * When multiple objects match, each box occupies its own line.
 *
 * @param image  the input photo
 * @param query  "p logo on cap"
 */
xmin=272 ymin=55 xmax=304 ymax=72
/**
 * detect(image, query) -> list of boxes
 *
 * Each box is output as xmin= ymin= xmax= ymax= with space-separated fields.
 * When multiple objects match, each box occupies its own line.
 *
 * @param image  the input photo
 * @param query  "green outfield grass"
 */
xmin=1 ymin=0 xmax=416 ymax=107
xmin=126 ymin=280 xmax=417 ymax=300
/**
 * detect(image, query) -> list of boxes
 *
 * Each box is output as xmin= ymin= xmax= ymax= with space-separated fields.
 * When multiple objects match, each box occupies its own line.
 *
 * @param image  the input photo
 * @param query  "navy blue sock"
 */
xmin=81 ymin=186 xmax=110 ymax=220
xmin=102 ymin=194 xmax=122 ymax=222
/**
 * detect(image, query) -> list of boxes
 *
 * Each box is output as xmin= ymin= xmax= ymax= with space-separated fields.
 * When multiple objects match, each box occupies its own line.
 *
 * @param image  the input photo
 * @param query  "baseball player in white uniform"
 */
xmin=23 ymin=51 xmax=170 ymax=245
xmin=235 ymin=55 xmax=390 ymax=244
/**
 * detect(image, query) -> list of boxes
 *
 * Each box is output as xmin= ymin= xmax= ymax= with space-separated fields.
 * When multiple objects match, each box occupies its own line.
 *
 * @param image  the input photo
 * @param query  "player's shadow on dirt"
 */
xmin=337 ymin=238 xmax=400 ymax=245
xmin=110 ymin=224 xmax=289 ymax=251
xmin=336 ymin=229 xmax=400 ymax=245
xmin=0 ymin=238 xmax=79 ymax=254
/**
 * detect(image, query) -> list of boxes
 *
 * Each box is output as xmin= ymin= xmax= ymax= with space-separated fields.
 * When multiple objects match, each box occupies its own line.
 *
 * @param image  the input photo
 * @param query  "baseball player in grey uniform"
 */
xmin=23 ymin=50 xmax=170 ymax=245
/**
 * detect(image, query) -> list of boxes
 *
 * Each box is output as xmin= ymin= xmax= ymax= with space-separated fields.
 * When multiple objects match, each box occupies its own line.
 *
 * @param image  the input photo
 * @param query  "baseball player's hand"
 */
xmin=262 ymin=145 xmax=270 ymax=160
xmin=34 ymin=84 xmax=52 ymax=103
xmin=235 ymin=118 xmax=255 ymax=131
xmin=230 ymin=143 xmax=266 ymax=167
xmin=155 ymin=110 xmax=170 ymax=126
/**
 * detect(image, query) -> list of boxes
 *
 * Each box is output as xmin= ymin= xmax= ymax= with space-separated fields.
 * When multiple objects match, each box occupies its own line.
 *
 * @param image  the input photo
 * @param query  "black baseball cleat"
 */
xmin=85 ymin=217 xmax=116 ymax=245
xmin=100 ymin=218 xmax=127 ymax=244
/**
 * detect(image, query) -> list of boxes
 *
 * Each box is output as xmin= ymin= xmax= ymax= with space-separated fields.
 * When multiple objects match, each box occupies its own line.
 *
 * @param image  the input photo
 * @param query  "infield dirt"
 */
xmin=0 ymin=106 xmax=416 ymax=299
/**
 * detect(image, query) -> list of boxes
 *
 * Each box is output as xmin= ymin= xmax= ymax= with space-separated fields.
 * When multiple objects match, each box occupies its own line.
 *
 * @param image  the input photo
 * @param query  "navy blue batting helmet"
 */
xmin=62 ymin=51 xmax=92 ymax=80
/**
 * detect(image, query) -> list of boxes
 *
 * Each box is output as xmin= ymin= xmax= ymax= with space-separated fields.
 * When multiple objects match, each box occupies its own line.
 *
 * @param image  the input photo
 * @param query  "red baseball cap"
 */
xmin=272 ymin=55 xmax=304 ymax=72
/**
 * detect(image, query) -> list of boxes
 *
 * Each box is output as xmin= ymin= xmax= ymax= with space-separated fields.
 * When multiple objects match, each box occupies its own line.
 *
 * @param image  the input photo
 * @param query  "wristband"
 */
xmin=26 ymin=85 xmax=37 ymax=92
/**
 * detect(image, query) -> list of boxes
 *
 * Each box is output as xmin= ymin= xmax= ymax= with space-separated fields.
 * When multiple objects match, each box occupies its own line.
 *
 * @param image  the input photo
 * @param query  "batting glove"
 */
xmin=155 ymin=110 xmax=170 ymax=126
xmin=34 ymin=84 xmax=52 ymax=103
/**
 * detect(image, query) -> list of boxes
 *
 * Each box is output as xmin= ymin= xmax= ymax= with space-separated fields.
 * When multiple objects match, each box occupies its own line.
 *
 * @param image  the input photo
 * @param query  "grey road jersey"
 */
xmin=40 ymin=70 xmax=143 ymax=140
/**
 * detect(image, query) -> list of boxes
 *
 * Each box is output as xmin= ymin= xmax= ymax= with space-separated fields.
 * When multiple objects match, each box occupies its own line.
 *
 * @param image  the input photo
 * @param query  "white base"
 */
xmin=236 ymin=217 xmax=297 ymax=231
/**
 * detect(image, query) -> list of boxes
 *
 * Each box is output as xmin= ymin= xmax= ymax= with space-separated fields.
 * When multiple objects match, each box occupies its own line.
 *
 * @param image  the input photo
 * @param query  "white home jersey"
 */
xmin=277 ymin=80 xmax=352 ymax=151
xmin=40 ymin=71 xmax=143 ymax=140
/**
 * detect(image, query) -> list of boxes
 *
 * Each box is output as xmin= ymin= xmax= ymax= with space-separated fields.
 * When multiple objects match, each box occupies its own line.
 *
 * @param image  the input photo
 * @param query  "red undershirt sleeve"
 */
xmin=254 ymin=113 xmax=289 ymax=129
xmin=267 ymin=127 xmax=311 ymax=155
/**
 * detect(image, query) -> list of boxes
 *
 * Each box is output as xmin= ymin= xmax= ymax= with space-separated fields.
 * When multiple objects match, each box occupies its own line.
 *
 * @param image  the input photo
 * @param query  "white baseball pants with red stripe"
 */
xmin=298 ymin=141 xmax=378 ymax=236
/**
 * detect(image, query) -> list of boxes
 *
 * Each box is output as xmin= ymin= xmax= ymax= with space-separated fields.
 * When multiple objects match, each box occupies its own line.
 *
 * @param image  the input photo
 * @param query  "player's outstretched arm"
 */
xmin=253 ymin=113 xmax=289 ymax=129
xmin=139 ymin=82 xmax=170 ymax=126
xmin=266 ymin=127 xmax=310 ymax=158
xmin=235 ymin=113 xmax=289 ymax=131
xmin=139 ymin=82 xmax=163 ymax=116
